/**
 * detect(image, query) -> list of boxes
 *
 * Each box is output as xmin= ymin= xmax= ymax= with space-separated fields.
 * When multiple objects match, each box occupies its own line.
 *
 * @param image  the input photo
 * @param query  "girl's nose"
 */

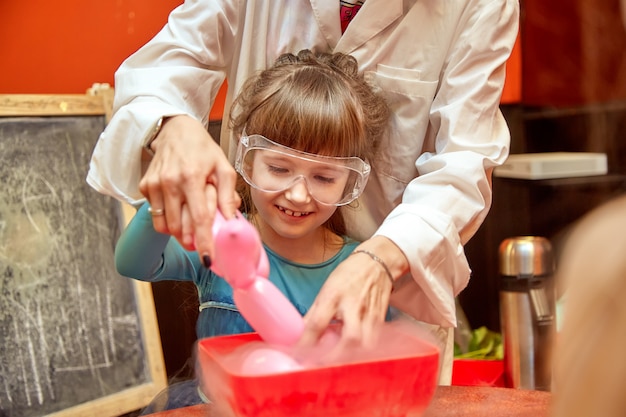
xmin=284 ymin=176 xmax=312 ymax=204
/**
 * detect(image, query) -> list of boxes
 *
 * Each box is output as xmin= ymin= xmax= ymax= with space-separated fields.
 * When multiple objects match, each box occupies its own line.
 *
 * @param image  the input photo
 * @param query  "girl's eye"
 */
xmin=267 ymin=165 xmax=289 ymax=174
xmin=313 ymin=174 xmax=336 ymax=184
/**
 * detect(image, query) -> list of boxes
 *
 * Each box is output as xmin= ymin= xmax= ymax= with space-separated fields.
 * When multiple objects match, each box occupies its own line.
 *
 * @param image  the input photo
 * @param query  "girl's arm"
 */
xmin=115 ymin=203 xmax=201 ymax=281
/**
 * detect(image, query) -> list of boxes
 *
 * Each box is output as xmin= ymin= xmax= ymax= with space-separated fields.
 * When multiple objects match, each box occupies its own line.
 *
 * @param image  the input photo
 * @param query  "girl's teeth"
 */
xmin=281 ymin=207 xmax=308 ymax=217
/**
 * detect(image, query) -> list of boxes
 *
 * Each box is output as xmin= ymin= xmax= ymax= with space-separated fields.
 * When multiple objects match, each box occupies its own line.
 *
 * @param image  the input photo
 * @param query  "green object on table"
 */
xmin=454 ymin=326 xmax=503 ymax=360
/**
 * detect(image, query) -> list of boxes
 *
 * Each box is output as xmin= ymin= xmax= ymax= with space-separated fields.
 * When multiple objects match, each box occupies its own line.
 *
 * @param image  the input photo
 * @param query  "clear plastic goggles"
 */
xmin=234 ymin=133 xmax=370 ymax=206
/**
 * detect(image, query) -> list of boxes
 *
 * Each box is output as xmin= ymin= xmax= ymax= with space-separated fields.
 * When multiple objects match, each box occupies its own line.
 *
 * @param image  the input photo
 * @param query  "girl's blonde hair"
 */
xmin=229 ymin=49 xmax=389 ymax=235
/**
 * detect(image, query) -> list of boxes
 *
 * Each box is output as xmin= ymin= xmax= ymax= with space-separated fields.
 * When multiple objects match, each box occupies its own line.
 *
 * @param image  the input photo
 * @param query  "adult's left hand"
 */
xmin=299 ymin=236 xmax=409 ymax=351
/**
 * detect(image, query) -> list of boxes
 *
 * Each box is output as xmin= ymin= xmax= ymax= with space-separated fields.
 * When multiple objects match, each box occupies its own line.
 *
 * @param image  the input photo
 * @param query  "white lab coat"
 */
xmin=88 ymin=0 xmax=519 ymax=382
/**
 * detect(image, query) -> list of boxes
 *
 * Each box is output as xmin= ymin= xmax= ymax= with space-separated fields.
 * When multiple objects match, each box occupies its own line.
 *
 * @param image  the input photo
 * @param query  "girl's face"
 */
xmin=235 ymin=132 xmax=370 ymax=246
xmin=250 ymin=177 xmax=338 ymax=243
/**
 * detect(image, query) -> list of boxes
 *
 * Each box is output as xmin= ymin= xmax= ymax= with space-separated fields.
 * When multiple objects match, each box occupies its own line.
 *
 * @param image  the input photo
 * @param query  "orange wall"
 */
xmin=1 ymin=1 xmax=180 ymax=93
xmin=501 ymin=33 xmax=522 ymax=104
xmin=0 ymin=2 xmax=519 ymax=116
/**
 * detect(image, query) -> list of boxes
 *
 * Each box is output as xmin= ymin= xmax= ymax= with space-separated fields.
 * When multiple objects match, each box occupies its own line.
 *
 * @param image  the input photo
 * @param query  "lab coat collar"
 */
xmin=310 ymin=0 xmax=403 ymax=53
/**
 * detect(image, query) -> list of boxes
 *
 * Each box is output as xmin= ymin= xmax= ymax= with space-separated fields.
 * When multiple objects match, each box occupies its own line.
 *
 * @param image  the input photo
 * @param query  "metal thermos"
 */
xmin=499 ymin=236 xmax=555 ymax=391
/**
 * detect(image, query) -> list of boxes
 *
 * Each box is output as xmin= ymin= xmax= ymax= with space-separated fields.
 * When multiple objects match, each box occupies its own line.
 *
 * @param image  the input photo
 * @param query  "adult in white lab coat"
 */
xmin=88 ymin=0 xmax=519 ymax=382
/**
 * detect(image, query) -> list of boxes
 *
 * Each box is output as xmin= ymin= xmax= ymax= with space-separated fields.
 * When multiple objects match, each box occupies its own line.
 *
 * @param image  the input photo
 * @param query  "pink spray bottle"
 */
xmin=209 ymin=210 xmax=305 ymax=346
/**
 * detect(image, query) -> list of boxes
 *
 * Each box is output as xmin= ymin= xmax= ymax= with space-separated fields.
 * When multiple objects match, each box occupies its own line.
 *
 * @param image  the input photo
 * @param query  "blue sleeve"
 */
xmin=114 ymin=203 xmax=201 ymax=282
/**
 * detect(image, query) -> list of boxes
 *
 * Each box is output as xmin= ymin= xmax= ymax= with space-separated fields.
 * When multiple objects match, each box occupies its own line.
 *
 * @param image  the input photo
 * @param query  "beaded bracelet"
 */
xmin=350 ymin=249 xmax=395 ymax=287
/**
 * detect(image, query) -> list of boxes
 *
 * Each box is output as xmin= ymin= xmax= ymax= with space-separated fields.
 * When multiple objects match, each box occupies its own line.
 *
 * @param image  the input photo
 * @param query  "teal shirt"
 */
xmin=115 ymin=204 xmax=360 ymax=339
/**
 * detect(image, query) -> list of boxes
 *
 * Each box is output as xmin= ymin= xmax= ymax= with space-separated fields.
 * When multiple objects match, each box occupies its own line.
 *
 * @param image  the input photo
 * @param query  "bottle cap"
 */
xmin=499 ymin=236 xmax=554 ymax=277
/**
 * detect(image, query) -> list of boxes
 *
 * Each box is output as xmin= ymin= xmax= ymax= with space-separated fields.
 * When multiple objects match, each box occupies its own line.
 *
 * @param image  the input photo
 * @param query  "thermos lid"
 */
xmin=499 ymin=236 xmax=554 ymax=277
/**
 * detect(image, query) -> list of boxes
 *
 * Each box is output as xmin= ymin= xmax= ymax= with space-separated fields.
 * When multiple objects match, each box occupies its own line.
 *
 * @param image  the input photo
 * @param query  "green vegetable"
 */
xmin=454 ymin=326 xmax=503 ymax=360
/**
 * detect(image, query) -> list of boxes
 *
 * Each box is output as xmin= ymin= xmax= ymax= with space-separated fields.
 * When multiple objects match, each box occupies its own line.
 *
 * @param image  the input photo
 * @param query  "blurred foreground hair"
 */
xmin=552 ymin=194 xmax=626 ymax=417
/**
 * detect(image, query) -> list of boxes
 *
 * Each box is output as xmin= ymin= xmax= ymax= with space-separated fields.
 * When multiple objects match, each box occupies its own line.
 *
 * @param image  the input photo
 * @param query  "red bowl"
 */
xmin=451 ymin=359 xmax=505 ymax=387
xmin=197 ymin=323 xmax=440 ymax=417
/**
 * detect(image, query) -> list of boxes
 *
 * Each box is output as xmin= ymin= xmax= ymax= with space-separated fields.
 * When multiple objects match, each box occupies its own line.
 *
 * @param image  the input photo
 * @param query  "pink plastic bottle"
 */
xmin=210 ymin=211 xmax=305 ymax=346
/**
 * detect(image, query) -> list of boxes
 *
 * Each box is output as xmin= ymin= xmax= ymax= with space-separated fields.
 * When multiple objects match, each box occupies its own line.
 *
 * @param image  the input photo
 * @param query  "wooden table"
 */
xmin=423 ymin=386 xmax=551 ymax=416
xmin=145 ymin=386 xmax=551 ymax=416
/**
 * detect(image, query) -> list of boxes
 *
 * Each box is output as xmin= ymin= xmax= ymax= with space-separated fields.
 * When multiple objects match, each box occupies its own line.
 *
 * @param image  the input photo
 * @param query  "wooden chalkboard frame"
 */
xmin=0 ymin=89 xmax=167 ymax=417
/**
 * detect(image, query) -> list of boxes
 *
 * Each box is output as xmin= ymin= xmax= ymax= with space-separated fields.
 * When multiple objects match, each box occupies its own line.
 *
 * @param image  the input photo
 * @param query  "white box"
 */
xmin=494 ymin=152 xmax=608 ymax=180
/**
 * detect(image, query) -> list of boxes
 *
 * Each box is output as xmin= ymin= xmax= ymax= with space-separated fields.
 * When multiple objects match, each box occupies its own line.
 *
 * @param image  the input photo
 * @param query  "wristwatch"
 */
xmin=143 ymin=117 xmax=164 ymax=157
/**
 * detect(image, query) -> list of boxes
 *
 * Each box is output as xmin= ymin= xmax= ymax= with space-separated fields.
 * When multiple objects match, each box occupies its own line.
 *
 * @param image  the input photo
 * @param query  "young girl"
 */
xmin=114 ymin=49 xmax=389 ymax=411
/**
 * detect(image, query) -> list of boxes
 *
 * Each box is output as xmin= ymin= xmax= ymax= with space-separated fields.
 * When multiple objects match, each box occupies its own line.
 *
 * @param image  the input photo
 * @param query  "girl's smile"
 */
xmin=276 ymin=205 xmax=311 ymax=218
xmin=250 ymin=184 xmax=338 ymax=263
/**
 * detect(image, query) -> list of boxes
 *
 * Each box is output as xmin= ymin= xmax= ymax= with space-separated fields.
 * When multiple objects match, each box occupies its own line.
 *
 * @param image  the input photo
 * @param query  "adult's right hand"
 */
xmin=139 ymin=115 xmax=241 ymax=264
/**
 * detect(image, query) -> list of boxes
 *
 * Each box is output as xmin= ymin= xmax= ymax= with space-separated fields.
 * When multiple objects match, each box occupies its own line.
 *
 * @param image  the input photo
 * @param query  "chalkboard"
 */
xmin=0 ymin=93 xmax=166 ymax=417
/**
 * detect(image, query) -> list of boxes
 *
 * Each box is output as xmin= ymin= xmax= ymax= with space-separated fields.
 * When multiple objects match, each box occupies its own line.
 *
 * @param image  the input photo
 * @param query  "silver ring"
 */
xmin=148 ymin=207 xmax=165 ymax=216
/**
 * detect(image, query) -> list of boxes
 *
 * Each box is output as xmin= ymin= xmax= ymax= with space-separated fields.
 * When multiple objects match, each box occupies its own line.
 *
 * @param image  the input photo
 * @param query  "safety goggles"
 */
xmin=234 ymin=133 xmax=370 ymax=206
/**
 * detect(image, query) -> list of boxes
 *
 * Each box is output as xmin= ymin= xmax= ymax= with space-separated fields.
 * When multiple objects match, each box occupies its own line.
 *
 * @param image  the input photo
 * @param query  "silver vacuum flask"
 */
xmin=499 ymin=236 xmax=555 ymax=391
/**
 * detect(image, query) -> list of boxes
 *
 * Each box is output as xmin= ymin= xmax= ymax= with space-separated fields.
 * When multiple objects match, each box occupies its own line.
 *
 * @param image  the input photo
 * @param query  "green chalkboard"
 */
xmin=0 ymin=94 xmax=166 ymax=417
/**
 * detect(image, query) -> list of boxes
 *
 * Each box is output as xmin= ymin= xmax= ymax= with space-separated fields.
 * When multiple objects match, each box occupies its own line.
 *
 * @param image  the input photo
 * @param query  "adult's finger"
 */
xmin=213 ymin=162 xmax=241 ymax=220
xmin=191 ymin=183 xmax=218 ymax=265
xmin=299 ymin=291 xmax=339 ymax=347
xmin=183 ymin=149 xmax=233 ymax=262
xmin=139 ymin=155 xmax=177 ymax=236
xmin=180 ymin=202 xmax=194 ymax=250
xmin=359 ymin=289 xmax=387 ymax=349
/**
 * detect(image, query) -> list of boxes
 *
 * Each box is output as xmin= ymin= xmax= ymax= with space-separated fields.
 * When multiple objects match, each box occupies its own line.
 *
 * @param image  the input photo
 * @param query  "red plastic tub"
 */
xmin=451 ymin=359 xmax=505 ymax=387
xmin=197 ymin=323 xmax=440 ymax=417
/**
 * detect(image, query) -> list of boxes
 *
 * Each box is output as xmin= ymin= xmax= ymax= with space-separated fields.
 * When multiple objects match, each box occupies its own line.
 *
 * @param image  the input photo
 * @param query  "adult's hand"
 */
xmin=139 ymin=115 xmax=241 ymax=262
xmin=300 ymin=236 xmax=409 ymax=352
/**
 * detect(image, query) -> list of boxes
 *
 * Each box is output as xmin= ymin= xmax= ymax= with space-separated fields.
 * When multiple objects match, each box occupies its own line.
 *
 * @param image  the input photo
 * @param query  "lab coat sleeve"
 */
xmin=86 ymin=0 xmax=242 ymax=204
xmin=379 ymin=0 xmax=520 ymax=327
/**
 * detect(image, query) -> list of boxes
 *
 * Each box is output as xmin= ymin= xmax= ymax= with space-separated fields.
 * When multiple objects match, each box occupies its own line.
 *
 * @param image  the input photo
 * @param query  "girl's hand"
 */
xmin=139 ymin=115 xmax=241 ymax=262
